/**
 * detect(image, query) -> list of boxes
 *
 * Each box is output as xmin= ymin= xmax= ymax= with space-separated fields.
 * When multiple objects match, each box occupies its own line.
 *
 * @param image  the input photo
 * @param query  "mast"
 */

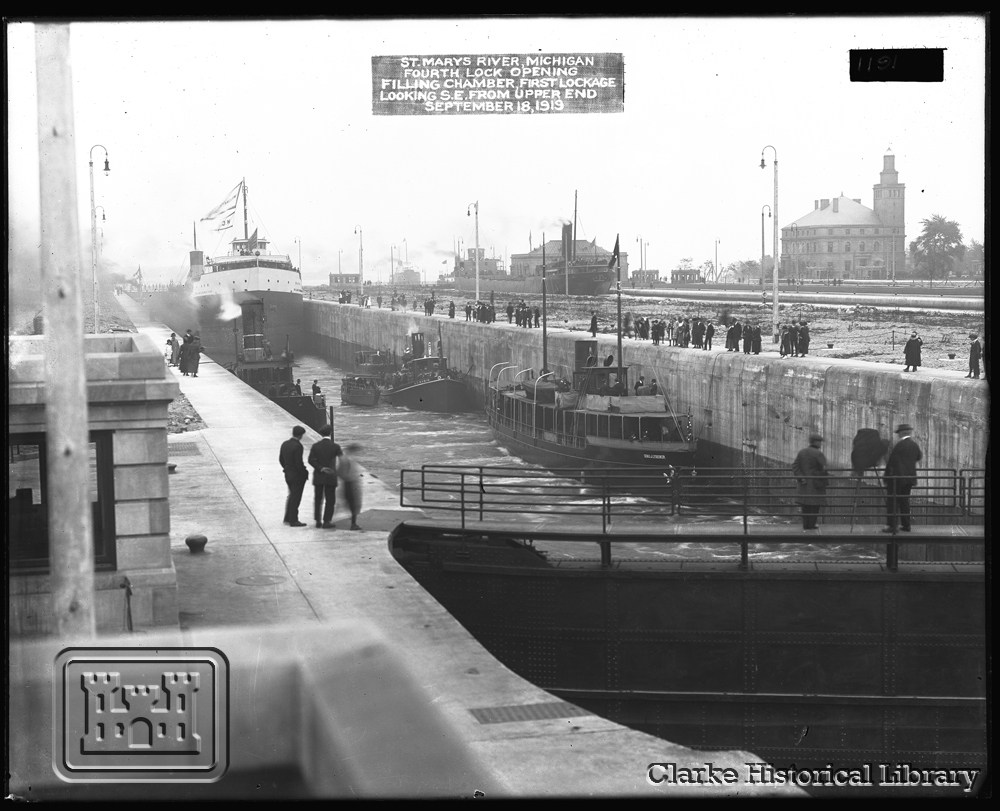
xmin=541 ymin=236 xmax=548 ymax=374
xmin=242 ymin=178 xmax=248 ymax=241
xmin=614 ymin=234 xmax=623 ymax=392
xmin=572 ymin=190 xmax=578 ymax=261
xmin=192 ymin=220 xmax=197 ymax=250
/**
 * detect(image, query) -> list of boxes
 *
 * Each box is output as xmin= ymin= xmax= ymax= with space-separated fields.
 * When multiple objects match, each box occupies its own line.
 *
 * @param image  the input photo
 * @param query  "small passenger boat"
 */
xmin=341 ymin=375 xmax=382 ymax=407
xmin=485 ymin=233 xmax=695 ymax=483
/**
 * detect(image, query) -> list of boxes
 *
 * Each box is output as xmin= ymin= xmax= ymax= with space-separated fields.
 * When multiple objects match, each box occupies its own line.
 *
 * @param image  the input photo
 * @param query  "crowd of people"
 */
xmin=165 ymin=329 xmax=203 ymax=377
xmin=328 ymin=289 xmax=986 ymax=377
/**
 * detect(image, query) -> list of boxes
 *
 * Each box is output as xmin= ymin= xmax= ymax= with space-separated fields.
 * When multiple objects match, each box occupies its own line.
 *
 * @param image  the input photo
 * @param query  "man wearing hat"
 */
xmin=883 ymin=423 xmax=923 ymax=534
xmin=966 ymin=334 xmax=982 ymax=379
xmin=792 ymin=432 xmax=829 ymax=530
xmin=903 ymin=331 xmax=922 ymax=372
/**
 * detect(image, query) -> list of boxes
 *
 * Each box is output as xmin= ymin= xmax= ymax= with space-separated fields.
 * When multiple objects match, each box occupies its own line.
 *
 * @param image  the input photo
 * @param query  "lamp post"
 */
xmin=760 ymin=145 xmax=779 ymax=342
xmin=635 ymin=235 xmax=643 ymax=271
xmin=338 ymin=249 xmax=342 ymax=275
xmin=88 ymin=144 xmax=110 ymax=333
xmin=761 ymin=205 xmax=771 ymax=289
xmin=467 ymin=201 xmax=480 ymax=301
xmin=789 ymin=223 xmax=798 ymax=284
xmin=714 ymin=238 xmax=721 ymax=283
xmin=94 ymin=205 xmax=106 ymax=277
xmin=353 ymin=225 xmax=364 ymax=288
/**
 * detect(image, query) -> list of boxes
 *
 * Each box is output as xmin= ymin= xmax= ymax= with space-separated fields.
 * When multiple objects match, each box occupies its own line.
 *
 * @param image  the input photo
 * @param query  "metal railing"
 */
xmin=399 ymin=465 xmax=986 ymax=531
xmin=398 ymin=465 xmax=986 ymax=571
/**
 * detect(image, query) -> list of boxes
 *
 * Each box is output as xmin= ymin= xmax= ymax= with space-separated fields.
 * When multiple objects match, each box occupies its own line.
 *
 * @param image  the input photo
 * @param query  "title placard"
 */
xmin=372 ymin=53 xmax=624 ymax=116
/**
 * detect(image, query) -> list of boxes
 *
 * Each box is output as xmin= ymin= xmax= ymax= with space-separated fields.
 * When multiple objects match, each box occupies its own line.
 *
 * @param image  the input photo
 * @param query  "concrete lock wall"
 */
xmin=304 ymin=300 xmax=988 ymax=477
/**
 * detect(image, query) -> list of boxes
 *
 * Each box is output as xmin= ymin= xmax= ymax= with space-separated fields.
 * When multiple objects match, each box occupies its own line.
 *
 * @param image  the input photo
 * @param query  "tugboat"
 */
xmin=228 ymin=300 xmax=329 ymax=432
xmin=388 ymin=330 xmax=475 ymax=413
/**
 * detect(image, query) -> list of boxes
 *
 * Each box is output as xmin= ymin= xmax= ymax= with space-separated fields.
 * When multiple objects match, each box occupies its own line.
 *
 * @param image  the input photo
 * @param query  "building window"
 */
xmin=827 ymin=242 xmax=834 ymax=252
xmin=845 ymin=229 xmax=851 ymax=235
xmin=859 ymin=242 xmax=865 ymax=252
xmin=845 ymin=242 xmax=851 ymax=252
xmin=827 ymin=229 xmax=833 ymax=236
xmin=874 ymin=241 xmax=880 ymax=251
xmin=8 ymin=432 xmax=116 ymax=572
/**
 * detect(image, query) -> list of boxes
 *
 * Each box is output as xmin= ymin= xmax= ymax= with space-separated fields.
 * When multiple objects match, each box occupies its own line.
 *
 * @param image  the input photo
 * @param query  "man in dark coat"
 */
xmin=279 ymin=425 xmax=309 ymax=526
xmin=797 ymin=321 xmax=811 ymax=356
xmin=882 ymin=423 xmax=922 ymax=534
xmin=903 ymin=331 xmax=922 ymax=372
xmin=307 ymin=425 xmax=342 ymax=528
xmin=704 ymin=321 xmax=714 ymax=350
xmin=966 ymin=333 xmax=982 ymax=378
xmin=589 ymin=311 xmax=598 ymax=337
xmin=188 ymin=335 xmax=203 ymax=377
xmin=792 ymin=432 xmax=829 ymax=529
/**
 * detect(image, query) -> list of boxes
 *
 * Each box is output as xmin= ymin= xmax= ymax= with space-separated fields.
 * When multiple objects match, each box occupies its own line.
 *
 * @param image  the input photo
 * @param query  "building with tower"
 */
xmin=781 ymin=151 xmax=906 ymax=281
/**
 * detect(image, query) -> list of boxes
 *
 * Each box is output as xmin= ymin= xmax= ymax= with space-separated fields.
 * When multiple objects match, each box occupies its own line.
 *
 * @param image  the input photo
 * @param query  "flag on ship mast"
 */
xmin=608 ymin=234 xmax=620 ymax=270
xmin=200 ymin=181 xmax=241 ymax=222
xmin=248 ymin=228 xmax=259 ymax=253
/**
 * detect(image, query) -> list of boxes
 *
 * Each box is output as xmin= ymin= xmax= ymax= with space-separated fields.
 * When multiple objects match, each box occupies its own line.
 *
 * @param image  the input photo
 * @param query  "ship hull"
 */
xmin=390 ymin=378 xmax=475 ymax=413
xmin=451 ymin=268 xmax=614 ymax=297
xmin=341 ymin=391 xmax=381 ymax=407
xmin=271 ymin=394 xmax=330 ymax=432
xmin=489 ymin=418 xmax=695 ymax=482
xmin=146 ymin=288 xmax=304 ymax=367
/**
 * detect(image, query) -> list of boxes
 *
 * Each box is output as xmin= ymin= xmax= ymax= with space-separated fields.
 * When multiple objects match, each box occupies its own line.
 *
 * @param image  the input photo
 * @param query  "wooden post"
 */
xmin=36 ymin=24 xmax=96 ymax=637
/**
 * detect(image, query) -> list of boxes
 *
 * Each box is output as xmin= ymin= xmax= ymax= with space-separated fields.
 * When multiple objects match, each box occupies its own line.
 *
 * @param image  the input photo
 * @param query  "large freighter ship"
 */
xmin=449 ymin=195 xmax=620 ymax=298
xmin=148 ymin=179 xmax=304 ymax=368
xmin=452 ymin=223 xmax=617 ymax=298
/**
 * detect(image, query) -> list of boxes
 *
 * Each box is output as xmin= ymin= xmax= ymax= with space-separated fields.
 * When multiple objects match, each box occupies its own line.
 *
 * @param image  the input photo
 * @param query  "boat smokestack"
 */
xmin=189 ymin=250 xmax=204 ymax=282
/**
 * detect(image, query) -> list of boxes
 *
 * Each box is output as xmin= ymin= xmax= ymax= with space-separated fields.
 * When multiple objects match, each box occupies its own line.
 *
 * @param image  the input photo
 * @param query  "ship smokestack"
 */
xmin=189 ymin=250 xmax=204 ymax=283
xmin=561 ymin=223 xmax=573 ymax=262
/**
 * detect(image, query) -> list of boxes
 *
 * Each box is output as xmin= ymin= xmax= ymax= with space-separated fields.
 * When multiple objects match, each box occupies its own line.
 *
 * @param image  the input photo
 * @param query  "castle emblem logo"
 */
xmin=54 ymin=648 xmax=228 ymax=783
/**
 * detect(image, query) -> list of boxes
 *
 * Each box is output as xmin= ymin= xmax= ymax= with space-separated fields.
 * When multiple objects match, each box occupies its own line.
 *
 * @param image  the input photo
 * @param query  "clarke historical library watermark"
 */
xmin=53 ymin=648 xmax=229 ymax=783
xmin=371 ymin=53 xmax=624 ymax=116
xmin=646 ymin=761 xmax=982 ymax=793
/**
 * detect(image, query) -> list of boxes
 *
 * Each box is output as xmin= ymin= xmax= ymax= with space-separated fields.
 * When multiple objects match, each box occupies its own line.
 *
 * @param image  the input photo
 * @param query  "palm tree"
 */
xmin=909 ymin=215 xmax=965 ymax=288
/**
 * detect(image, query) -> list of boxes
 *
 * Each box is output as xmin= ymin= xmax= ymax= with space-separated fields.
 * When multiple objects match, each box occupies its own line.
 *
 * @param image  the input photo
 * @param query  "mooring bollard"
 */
xmin=185 ymin=534 xmax=208 ymax=553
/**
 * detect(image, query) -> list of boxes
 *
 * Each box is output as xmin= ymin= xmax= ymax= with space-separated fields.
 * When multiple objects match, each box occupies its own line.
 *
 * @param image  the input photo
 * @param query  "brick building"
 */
xmin=781 ymin=151 xmax=906 ymax=281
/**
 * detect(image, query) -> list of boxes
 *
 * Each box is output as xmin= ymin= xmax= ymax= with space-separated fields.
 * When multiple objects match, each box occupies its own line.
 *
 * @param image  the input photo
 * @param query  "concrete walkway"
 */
xmin=104 ymin=294 xmax=805 ymax=797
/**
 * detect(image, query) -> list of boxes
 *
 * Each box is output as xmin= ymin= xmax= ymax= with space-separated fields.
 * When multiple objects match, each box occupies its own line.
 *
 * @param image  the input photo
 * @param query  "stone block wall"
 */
xmin=7 ymin=333 xmax=181 ymax=635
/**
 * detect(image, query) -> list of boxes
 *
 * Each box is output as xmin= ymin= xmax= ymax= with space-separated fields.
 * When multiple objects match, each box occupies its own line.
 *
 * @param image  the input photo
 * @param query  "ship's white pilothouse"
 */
xmin=192 ymin=235 xmax=302 ymax=298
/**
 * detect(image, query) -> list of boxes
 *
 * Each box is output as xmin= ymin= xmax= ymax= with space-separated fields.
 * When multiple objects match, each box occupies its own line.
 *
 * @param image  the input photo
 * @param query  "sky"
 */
xmin=6 ymin=15 xmax=987 ymax=294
